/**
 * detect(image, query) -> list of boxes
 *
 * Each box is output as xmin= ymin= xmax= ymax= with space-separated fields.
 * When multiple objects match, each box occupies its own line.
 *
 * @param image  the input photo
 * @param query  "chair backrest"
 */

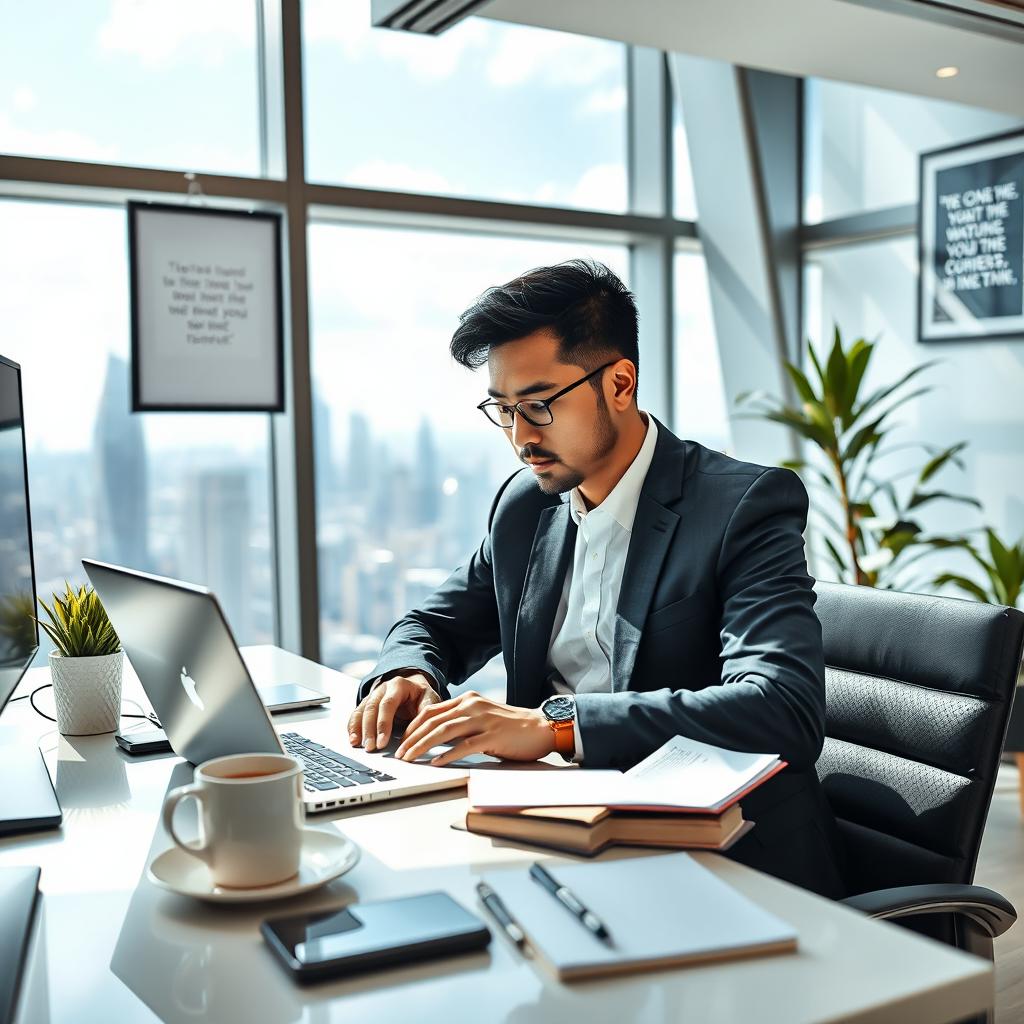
xmin=814 ymin=582 xmax=1024 ymax=897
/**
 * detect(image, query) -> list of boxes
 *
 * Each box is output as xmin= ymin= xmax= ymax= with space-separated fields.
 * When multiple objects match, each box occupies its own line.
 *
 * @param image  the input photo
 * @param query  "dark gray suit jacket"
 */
xmin=359 ymin=419 xmax=846 ymax=898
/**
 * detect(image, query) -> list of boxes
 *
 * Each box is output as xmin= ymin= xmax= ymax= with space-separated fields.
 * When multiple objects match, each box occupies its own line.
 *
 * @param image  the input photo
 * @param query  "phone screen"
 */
xmin=265 ymin=892 xmax=488 ymax=968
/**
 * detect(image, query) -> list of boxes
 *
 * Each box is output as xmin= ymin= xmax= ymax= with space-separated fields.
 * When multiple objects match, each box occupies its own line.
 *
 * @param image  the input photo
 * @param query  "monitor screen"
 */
xmin=0 ymin=356 xmax=37 ymax=715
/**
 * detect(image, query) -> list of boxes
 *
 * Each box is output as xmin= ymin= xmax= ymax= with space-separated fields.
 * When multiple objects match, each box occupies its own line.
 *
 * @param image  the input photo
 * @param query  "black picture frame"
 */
xmin=917 ymin=126 xmax=1024 ymax=345
xmin=127 ymin=201 xmax=285 ymax=412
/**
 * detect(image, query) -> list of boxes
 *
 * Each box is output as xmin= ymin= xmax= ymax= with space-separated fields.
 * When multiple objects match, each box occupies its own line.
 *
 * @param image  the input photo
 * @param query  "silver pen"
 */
xmin=477 ymin=881 xmax=526 ymax=949
xmin=529 ymin=862 xmax=612 ymax=943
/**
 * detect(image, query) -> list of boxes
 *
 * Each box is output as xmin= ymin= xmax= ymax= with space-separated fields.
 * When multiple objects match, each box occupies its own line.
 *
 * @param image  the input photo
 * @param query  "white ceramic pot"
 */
xmin=49 ymin=650 xmax=124 ymax=736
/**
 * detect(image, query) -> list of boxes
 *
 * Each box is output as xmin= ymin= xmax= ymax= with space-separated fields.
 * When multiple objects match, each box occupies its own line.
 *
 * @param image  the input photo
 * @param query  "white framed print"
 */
xmin=128 ymin=202 xmax=284 ymax=411
xmin=919 ymin=127 xmax=1024 ymax=344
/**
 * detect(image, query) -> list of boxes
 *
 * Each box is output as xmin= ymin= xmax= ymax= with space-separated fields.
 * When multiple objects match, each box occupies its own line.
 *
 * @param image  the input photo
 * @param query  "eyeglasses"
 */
xmin=476 ymin=361 xmax=616 ymax=429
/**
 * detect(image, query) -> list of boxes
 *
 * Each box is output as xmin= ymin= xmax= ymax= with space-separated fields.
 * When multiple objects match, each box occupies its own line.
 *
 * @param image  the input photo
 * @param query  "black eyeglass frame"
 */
xmin=476 ymin=360 xmax=617 ymax=429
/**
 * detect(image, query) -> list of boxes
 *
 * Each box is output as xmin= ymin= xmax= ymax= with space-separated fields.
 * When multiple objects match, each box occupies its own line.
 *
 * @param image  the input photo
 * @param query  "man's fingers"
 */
xmin=360 ymin=695 xmax=382 ymax=751
xmin=347 ymin=705 xmax=363 ymax=743
xmin=404 ymin=694 xmax=460 ymax=736
xmin=429 ymin=735 xmax=487 ymax=768
xmin=396 ymin=703 xmax=466 ymax=758
xmin=398 ymin=716 xmax=477 ymax=763
xmin=373 ymin=690 xmax=405 ymax=748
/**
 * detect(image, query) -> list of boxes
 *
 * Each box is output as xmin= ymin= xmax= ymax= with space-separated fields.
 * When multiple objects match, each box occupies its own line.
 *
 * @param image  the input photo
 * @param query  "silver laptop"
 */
xmin=82 ymin=560 xmax=469 ymax=813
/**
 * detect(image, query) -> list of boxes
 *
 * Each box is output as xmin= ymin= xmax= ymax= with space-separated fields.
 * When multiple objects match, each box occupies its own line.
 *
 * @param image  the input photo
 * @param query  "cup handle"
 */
xmin=162 ymin=784 xmax=212 ymax=865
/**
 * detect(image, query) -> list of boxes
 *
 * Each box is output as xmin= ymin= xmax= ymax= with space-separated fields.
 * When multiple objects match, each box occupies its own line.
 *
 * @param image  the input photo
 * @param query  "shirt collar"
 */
xmin=565 ymin=413 xmax=658 ymax=532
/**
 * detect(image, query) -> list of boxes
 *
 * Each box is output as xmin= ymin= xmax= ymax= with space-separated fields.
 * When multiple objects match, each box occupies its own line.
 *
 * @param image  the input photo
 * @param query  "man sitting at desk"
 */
xmin=349 ymin=259 xmax=845 ymax=899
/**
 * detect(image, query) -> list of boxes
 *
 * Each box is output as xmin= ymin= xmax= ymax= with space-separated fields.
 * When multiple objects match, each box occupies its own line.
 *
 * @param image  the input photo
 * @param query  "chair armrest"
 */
xmin=842 ymin=884 xmax=1016 ymax=939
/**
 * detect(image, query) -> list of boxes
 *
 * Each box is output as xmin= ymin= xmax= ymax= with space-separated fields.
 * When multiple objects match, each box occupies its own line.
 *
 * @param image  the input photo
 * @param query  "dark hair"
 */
xmin=450 ymin=259 xmax=639 ymax=391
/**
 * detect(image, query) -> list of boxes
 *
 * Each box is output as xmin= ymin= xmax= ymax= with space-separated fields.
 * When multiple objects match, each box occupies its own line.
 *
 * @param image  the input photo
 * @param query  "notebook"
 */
xmin=480 ymin=852 xmax=797 ymax=981
xmin=469 ymin=735 xmax=786 ymax=814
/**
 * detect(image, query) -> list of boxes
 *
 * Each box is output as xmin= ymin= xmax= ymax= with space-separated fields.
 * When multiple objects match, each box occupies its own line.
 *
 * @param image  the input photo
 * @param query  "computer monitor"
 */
xmin=0 ymin=355 xmax=37 ymax=715
xmin=0 ymin=354 xmax=58 ymax=836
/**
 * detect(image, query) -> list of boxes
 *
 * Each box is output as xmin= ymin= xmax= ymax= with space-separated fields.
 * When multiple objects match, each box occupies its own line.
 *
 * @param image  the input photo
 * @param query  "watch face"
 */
xmin=543 ymin=695 xmax=575 ymax=722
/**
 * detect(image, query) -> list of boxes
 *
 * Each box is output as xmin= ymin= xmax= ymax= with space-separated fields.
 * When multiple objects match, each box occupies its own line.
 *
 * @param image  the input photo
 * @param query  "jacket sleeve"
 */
xmin=573 ymin=468 xmax=826 ymax=771
xmin=355 ymin=473 xmax=518 ymax=704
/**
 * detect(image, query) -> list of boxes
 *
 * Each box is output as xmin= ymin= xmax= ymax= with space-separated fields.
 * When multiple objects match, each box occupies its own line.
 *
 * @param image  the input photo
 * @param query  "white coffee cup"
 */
xmin=162 ymin=752 xmax=305 ymax=888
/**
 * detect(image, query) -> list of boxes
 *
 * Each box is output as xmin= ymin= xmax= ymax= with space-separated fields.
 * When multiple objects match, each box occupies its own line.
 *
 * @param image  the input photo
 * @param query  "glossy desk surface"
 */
xmin=0 ymin=646 xmax=992 ymax=1024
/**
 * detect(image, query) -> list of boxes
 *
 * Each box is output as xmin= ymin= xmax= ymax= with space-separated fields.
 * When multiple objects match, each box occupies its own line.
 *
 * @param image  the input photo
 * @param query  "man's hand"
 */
xmin=348 ymin=671 xmax=441 ymax=752
xmin=395 ymin=691 xmax=555 ymax=767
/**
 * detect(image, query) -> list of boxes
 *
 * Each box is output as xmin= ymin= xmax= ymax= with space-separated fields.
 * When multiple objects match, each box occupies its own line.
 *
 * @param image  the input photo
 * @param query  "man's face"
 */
xmin=485 ymin=329 xmax=619 ymax=496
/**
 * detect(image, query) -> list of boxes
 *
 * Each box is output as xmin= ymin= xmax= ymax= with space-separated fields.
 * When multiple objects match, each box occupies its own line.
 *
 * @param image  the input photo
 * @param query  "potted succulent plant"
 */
xmin=36 ymin=582 xmax=123 ymax=736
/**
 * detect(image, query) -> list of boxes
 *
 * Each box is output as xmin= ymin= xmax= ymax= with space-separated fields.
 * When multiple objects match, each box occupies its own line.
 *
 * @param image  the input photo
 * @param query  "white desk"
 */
xmin=0 ymin=646 xmax=993 ymax=1024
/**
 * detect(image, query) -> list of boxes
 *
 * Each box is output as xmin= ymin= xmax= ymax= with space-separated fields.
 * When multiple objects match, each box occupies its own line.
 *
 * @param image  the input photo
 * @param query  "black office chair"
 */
xmin=814 ymin=581 xmax=1024 ymax=966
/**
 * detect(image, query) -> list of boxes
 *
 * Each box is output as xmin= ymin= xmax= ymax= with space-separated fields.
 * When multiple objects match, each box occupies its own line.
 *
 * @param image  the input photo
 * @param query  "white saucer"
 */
xmin=147 ymin=828 xmax=360 ymax=903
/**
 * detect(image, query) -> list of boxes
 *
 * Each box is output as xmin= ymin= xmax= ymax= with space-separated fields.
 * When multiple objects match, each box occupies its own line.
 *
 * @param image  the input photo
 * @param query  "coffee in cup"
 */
xmin=161 ymin=752 xmax=305 ymax=888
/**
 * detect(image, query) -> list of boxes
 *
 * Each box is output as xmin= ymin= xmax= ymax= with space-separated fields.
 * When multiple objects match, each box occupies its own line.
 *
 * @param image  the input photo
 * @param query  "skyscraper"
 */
xmin=313 ymin=388 xmax=335 ymax=504
xmin=346 ymin=411 xmax=373 ymax=501
xmin=94 ymin=353 xmax=149 ymax=570
xmin=414 ymin=417 xmax=441 ymax=527
xmin=182 ymin=467 xmax=251 ymax=641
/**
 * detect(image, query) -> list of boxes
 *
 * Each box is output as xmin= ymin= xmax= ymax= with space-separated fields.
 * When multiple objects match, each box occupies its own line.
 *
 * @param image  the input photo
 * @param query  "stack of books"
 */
xmin=465 ymin=801 xmax=748 ymax=855
xmin=464 ymin=735 xmax=784 ymax=856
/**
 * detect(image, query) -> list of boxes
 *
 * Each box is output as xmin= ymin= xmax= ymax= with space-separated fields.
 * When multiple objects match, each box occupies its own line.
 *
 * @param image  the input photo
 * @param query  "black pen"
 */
xmin=529 ymin=862 xmax=612 ymax=943
xmin=476 ymin=881 xmax=526 ymax=949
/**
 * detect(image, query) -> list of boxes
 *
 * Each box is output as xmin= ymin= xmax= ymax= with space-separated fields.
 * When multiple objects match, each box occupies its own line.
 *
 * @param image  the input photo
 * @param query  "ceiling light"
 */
xmin=935 ymin=66 xmax=960 ymax=78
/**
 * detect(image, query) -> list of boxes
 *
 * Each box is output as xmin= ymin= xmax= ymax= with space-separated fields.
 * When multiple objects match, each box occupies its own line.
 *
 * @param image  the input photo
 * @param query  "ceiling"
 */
xmin=483 ymin=0 xmax=1024 ymax=116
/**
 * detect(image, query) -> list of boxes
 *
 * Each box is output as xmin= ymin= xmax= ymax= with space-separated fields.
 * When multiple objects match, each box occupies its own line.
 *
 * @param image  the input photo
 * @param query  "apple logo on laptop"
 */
xmin=179 ymin=665 xmax=205 ymax=710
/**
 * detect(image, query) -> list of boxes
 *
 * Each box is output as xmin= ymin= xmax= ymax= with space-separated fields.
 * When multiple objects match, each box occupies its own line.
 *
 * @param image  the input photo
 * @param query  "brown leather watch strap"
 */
xmin=549 ymin=718 xmax=575 ymax=757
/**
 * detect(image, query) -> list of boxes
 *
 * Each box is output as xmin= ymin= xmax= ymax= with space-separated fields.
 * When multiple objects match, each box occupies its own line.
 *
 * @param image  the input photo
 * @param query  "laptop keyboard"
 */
xmin=280 ymin=732 xmax=396 ymax=793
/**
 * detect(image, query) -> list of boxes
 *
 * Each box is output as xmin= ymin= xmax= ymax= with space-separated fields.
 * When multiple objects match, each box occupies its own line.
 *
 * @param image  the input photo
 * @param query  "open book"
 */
xmin=469 ymin=735 xmax=786 ymax=814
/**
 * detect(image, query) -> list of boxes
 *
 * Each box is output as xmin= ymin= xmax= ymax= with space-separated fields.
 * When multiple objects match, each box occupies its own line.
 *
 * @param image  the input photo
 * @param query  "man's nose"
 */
xmin=510 ymin=410 xmax=542 ymax=450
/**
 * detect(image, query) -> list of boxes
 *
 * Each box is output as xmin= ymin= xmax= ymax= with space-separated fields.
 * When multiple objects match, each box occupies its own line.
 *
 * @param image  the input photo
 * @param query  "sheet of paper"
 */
xmin=469 ymin=767 xmax=628 ymax=808
xmin=469 ymin=735 xmax=780 ymax=810
xmin=623 ymin=735 xmax=779 ymax=804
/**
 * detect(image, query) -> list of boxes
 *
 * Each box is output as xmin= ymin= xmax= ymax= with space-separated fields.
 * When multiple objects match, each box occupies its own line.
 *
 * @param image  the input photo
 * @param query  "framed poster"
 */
xmin=919 ymin=127 xmax=1024 ymax=343
xmin=128 ymin=201 xmax=284 ymax=411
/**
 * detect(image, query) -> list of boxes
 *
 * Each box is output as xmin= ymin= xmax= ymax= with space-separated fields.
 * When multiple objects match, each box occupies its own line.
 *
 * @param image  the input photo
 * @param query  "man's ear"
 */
xmin=609 ymin=359 xmax=637 ymax=409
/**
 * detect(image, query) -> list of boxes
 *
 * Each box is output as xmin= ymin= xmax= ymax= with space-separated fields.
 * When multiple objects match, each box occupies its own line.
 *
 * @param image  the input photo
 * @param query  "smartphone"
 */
xmin=115 ymin=727 xmax=173 ymax=755
xmin=261 ymin=891 xmax=491 ymax=983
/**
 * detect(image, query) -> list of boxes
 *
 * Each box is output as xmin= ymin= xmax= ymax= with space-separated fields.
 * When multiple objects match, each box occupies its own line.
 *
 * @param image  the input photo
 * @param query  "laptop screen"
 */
xmin=0 ymin=356 xmax=38 ymax=716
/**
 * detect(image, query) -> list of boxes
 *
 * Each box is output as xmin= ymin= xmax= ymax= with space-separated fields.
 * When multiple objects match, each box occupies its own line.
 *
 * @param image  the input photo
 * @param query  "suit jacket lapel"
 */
xmin=512 ymin=502 xmax=576 ymax=708
xmin=612 ymin=423 xmax=685 ymax=691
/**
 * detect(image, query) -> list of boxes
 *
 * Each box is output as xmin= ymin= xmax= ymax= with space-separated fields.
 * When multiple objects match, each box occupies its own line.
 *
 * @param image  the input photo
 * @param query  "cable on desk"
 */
xmin=23 ymin=684 xmax=161 ymax=728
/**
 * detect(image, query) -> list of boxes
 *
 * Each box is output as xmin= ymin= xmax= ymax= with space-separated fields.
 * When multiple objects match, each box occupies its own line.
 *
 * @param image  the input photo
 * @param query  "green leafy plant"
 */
xmin=36 ymin=582 xmax=121 ymax=658
xmin=0 ymin=591 xmax=37 ymax=661
xmin=738 ymin=326 xmax=980 ymax=588
xmin=933 ymin=529 xmax=1024 ymax=608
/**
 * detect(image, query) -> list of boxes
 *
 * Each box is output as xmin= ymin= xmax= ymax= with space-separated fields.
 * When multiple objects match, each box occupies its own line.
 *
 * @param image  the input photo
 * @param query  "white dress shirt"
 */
xmin=547 ymin=413 xmax=658 ymax=761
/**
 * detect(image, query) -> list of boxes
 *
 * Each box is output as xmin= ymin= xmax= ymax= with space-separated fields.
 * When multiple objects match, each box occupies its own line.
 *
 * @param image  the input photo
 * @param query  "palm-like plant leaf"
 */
xmin=737 ymin=326 xmax=977 ymax=592
xmin=36 ymin=582 xmax=120 ymax=658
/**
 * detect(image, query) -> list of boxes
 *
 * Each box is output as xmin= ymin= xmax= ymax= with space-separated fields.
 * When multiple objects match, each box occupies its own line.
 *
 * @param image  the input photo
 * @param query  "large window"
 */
xmin=673 ymin=251 xmax=728 ymax=452
xmin=1 ymin=6 xmax=722 ymax=664
xmin=0 ymin=0 xmax=261 ymax=175
xmin=0 ymin=200 xmax=276 ymax=646
xmin=303 ymin=0 xmax=628 ymax=211
xmin=308 ymin=223 xmax=629 ymax=673
xmin=673 ymin=105 xmax=698 ymax=221
xmin=804 ymin=78 xmax=1022 ymax=223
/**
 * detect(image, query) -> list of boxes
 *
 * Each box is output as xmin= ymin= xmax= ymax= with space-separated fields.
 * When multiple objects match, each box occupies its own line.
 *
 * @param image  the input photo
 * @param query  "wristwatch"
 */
xmin=541 ymin=694 xmax=576 ymax=759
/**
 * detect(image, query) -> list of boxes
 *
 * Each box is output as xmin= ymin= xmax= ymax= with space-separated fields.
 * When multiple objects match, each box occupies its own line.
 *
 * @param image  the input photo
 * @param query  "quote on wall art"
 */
xmin=128 ymin=202 xmax=283 ymax=411
xmin=919 ymin=128 xmax=1024 ymax=343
